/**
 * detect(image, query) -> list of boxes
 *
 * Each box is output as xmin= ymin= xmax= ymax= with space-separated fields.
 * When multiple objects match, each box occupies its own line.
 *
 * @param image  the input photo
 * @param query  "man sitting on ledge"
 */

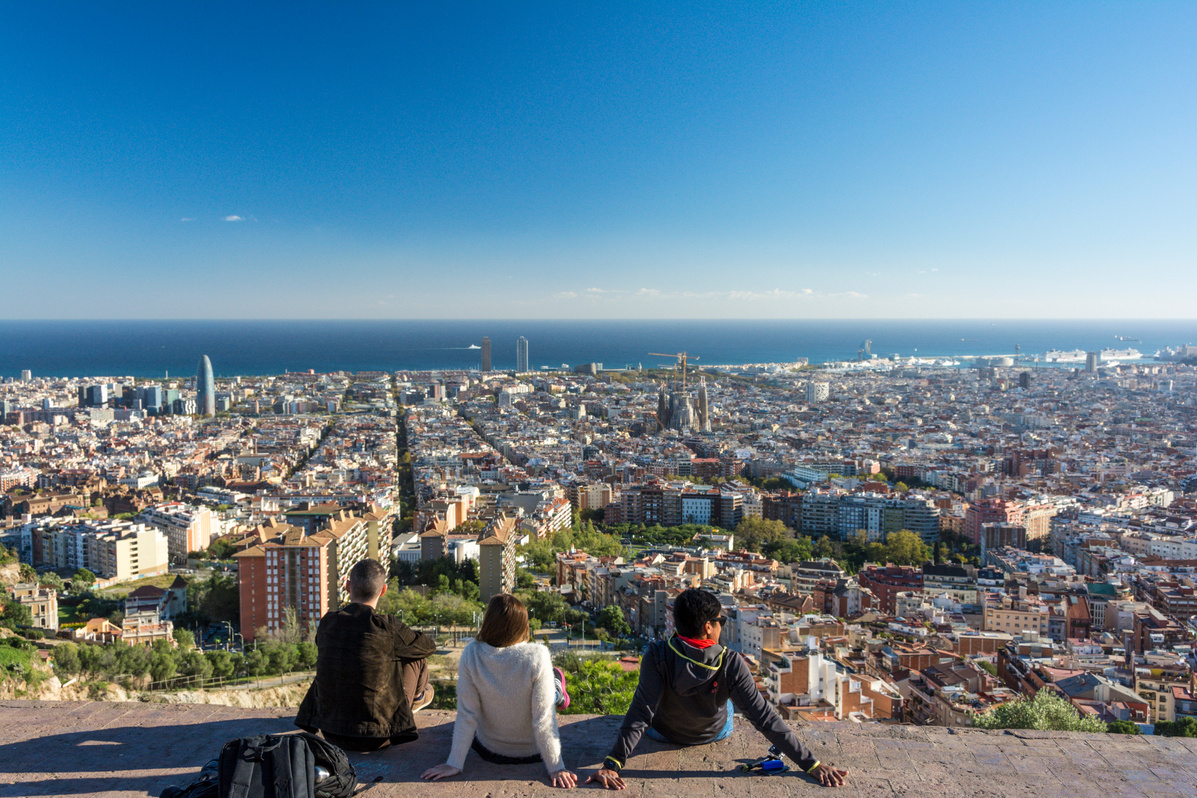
xmin=587 ymin=588 xmax=848 ymax=789
xmin=296 ymin=558 xmax=436 ymax=751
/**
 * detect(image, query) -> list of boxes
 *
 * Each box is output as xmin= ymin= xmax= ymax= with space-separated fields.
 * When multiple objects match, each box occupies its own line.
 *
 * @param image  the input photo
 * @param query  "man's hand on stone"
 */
xmin=810 ymin=763 xmax=848 ymax=787
xmin=585 ymin=767 xmax=625 ymax=790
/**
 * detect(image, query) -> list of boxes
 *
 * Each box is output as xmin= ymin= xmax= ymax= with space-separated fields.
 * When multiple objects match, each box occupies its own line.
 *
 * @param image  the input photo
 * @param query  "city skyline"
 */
xmin=2 ymin=4 xmax=1194 ymax=320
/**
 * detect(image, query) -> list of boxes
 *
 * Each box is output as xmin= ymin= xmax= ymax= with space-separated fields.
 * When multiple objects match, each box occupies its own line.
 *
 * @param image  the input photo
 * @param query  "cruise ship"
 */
xmin=1043 ymin=349 xmax=1086 ymax=363
xmin=1043 ymin=348 xmax=1143 ymax=363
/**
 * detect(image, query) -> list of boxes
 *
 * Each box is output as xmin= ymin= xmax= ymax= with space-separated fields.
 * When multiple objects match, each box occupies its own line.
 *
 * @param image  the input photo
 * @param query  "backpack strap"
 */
xmin=219 ymin=735 xmax=283 ymax=798
xmin=222 ymin=739 xmax=262 ymax=798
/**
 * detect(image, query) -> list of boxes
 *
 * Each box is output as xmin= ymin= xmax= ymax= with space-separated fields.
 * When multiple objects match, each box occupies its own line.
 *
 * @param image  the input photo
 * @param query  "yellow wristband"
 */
xmin=805 ymin=761 xmax=821 ymax=774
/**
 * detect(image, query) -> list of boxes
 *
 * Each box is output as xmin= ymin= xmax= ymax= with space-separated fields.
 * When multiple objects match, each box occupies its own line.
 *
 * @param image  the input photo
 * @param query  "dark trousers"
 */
xmin=471 ymin=738 xmax=541 ymax=765
xmin=318 ymin=659 xmax=430 ymax=752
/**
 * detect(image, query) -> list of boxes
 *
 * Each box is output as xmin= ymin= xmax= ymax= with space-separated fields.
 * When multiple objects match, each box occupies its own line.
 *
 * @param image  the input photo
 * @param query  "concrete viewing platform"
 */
xmin=0 ymin=700 xmax=1194 ymax=798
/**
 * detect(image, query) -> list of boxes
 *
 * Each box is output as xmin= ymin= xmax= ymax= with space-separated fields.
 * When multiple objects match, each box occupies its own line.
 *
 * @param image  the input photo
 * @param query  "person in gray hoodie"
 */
xmin=587 ymin=588 xmax=848 ymax=789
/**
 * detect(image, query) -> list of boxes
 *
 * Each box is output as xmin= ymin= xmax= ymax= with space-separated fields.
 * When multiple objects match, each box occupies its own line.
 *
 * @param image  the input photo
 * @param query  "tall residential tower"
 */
xmin=516 ymin=336 xmax=529 ymax=372
xmin=480 ymin=337 xmax=492 ymax=372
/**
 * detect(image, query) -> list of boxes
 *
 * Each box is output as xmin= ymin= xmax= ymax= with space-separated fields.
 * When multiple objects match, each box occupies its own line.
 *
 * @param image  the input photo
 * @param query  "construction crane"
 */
xmin=648 ymin=351 xmax=699 ymax=390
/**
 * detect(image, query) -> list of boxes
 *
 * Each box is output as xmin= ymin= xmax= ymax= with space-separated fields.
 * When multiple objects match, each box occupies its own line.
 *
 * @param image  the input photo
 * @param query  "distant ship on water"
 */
xmin=1043 ymin=348 xmax=1143 ymax=363
xmin=1101 ymin=348 xmax=1143 ymax=360
xmin=467 ymin=344 xmax=481 ymax=349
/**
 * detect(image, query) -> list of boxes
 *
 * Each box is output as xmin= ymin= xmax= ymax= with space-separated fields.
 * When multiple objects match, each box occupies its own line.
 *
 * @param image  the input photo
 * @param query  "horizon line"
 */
xmin=3 ymin=317 xmax=1196 ymax=324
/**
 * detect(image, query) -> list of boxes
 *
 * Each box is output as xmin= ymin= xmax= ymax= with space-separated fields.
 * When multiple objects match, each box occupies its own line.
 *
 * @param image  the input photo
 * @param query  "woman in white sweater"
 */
xmin=421 ymin=594 xmax=576 ymax=789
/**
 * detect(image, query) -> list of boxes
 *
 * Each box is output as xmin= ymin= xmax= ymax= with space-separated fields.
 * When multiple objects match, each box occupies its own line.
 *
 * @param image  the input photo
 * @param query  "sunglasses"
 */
xmin=712 ymin=616 xmax=728 ymax=625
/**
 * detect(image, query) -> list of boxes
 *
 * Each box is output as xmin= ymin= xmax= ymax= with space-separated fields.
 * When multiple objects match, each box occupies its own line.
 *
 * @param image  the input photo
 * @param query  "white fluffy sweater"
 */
xmin=446 ymin=640 xmax=564 ymax=774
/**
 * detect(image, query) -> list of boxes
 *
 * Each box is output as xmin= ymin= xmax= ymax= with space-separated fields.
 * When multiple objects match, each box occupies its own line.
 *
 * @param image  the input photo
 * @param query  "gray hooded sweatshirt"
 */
xmin=606 ymin=635 xmax=818 ymax=771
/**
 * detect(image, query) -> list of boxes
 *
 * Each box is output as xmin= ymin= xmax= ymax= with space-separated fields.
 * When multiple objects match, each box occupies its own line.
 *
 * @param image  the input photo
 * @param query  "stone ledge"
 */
xmin=0 ymin=701 xmax=1194 ymax=798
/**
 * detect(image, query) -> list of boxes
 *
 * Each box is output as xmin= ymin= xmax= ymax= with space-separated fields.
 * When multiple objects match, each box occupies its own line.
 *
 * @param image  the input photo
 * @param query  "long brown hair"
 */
xmin=476 ymin=593 xmax=530 ymax=648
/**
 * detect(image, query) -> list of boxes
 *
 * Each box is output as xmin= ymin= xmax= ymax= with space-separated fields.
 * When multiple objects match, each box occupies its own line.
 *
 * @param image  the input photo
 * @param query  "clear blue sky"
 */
xmin=2 ymin=2 xmax=1193 ymax=319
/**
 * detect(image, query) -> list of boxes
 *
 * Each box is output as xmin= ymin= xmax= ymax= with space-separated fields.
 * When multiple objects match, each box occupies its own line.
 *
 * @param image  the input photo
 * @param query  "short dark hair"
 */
xmin=672 ymin=588 xmax=723 ymax=638
xmin=476 ymin=594 xmax=530 ymax=648
xmin=348 ymin=558 xmax=388 ymax=602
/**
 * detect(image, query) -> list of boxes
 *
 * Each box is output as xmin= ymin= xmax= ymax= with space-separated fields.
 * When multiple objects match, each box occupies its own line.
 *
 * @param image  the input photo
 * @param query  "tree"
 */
xmin=1106 ymin=720 xmax=1139 ymax=735
xmin=72 ymin=568 xmax=96 ymax=586
xmin=51 ymin=642 xmax=81 ymax=675
xmin=1154 ymin=717 xmax=1197 ymax=737
xmin=173 ymin=629 xmax=196 ymax=650
xmin=38 ymin=572 xmax=65 ymax=592
xmin=734 ymin=517 xmax=790 ymax=554
xmin=520 ymin=539 xmax=556 ymax=571
xmin=148 ymin=640 xmax=178 ymax=682
xmin=597 ymin=605 xmax=630 ymax=638
xmin=518 ymin=590 xmax=568 ymax=625
xmin=243 ymin=647 xmax=268 ymax=676
xmin=971 ymin=690 xmax=1107 ymax=732
xmin=814 ymin=536 xmax=841 ymax=562
xmin=279 ymin=607 xmax=302 ymax=645
xmin=188 ymin=573 xmax=240 ymax=626
xmin=557 ymin=658 xmax=639 ymax=715
xmin=208 ymin=538 xmax=238 ymax=560
xmin=178 ymin=649 xmax=213 ymax=681
xmin=0 ymin=599 xmax=32 ymax=630
xmin=205 ymin=650 xmax=237 ymax=679
xmin=297 ymin=641 xmax=318 ymax=669
xmin=768 ymin=537 xmax=813 ymax=565
xmin=884 ymin=530 xmax=932 ymax=567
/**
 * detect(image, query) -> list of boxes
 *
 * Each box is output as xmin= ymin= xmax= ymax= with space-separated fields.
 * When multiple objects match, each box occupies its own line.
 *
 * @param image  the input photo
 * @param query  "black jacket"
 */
xmin=295 ymin=603 xmax=436 ymax=739
xmin=606 ymin=636 xmax=817 ymax=771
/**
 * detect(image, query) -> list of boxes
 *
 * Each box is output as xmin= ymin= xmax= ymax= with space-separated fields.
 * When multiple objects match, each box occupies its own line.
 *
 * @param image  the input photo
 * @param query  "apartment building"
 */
xmin=478 ymin=515 xmax=518 ymax=603
xmin=25 ymin=518 xmax=169 ymax=584
xmin=801 ymin=491 xmax=941 ymax=544
xmin=139 ymin=502 xmax=213 ymax=564
xmin=234 ymin=510 xmax=379 ymax=642
xmin=981 ymin=590 xmax=1050 ymax=637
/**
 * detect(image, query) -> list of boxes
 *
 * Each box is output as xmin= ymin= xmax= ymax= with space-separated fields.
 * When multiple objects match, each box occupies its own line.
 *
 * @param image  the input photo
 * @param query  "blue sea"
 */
xmin=1 ymin=320 xmax=1195 ymax=379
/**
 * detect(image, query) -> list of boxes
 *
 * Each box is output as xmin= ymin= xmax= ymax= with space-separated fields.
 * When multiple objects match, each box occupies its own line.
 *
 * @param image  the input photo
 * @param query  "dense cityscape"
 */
xmin=3 ymin=340 xmax=1197 ymax=738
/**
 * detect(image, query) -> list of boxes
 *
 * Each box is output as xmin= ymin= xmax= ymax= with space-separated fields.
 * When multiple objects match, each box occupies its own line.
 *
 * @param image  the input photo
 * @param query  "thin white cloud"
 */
xmin=179 ymin=217 xmax=195 ymax=222
xmin=556 ymin=286 xmax=867 ymax=305
xmin=223 ymin=215 xmax=244 ymax=222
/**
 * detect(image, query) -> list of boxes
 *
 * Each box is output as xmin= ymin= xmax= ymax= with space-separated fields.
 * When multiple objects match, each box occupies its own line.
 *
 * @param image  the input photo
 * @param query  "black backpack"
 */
xmin=158 ymin=732 xmax=357 ymax=798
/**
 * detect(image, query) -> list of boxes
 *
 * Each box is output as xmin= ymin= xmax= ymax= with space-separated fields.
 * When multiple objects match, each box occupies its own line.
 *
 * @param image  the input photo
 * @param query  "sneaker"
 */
xmin=411 ymin=685 xmax=435 ymax=713
xmin=554 ymin=667 xmax=570 ymax=710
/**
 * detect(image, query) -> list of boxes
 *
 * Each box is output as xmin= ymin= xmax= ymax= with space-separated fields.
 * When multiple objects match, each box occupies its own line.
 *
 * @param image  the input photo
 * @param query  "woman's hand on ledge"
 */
xmin=550 ymin=768 xmax=578 ymax=789
xmin=421 ymin=763 xmax=462 ymax=781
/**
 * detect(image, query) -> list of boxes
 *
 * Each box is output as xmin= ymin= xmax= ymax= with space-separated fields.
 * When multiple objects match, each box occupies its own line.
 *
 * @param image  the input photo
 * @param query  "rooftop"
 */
xmin=0 ymin=701 xmax=1193 ymax=798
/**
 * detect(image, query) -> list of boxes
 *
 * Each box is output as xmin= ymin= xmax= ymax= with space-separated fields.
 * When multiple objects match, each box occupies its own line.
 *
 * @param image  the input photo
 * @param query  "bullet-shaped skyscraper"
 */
xmin=480 ymin=337 xmax=492 ymax=372
xmin=516 ymin=336 xmax=529 ymax=373
xmin=196 ymin=355 xmax=215 ymax=416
